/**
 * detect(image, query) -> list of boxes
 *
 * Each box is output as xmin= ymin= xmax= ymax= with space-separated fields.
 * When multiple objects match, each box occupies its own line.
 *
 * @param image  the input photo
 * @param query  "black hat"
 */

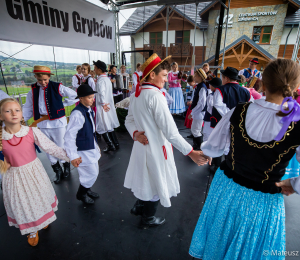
xmin=207 ymin=77 xmax=222 ymax=88
xmin=75 ymin=84 xmax=97 ymax=99
xmin=110 ymin=65 xmax=117 ymax=71
xmin=93 ymin=60 xmax=108 ymax=72
xmin=249 ymin=58 xmax=259 ymax=64
xmin=220 ymin=67 xmax=240 ymax=80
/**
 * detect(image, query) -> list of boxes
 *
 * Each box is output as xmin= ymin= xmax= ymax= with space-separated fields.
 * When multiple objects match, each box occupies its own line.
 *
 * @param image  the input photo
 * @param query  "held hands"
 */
xmin=188 ymin=114 xmax=193 ymax=120
xmin=103 ymin=104 xmax=110 ymax=112
xmin=71 ymin=157 xmax=82 ymax=168
xmin=276 ymin=179 xmax=295 ymax=196
xmin=134 ymin=131 xmax=149 ymax=145
xmin=178 ymin=79 xmax=181 ymax=84
xmin=188 ymin=150 xmax=211 ymax=166
xmin=187 ymin=101 xmax=192 ymax=106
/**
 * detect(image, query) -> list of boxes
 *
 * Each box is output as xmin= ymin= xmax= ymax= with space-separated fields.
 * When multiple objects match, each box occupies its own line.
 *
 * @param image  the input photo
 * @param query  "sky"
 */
xmin=0 ymin=0 xmax=135 ymax=64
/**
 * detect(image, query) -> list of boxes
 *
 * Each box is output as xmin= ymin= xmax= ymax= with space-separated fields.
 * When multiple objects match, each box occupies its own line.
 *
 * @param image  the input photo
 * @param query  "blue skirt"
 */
xmin=282 ymin=154 xmax=300 ymax=180
xmin=189 ymin=169 xmax=285 ymax=260
xmin=168 ymin=88 xmax=186 ymax=114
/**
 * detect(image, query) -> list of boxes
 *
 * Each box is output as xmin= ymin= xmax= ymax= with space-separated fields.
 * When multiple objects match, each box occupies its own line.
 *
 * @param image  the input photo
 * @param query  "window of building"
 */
xmin=150 ymin=32 xmax=163 ymax=44
xmin=252 ymin=26 xmax=273 ymax=44
xmin=175 ymin=31 xmax=190 ymax=44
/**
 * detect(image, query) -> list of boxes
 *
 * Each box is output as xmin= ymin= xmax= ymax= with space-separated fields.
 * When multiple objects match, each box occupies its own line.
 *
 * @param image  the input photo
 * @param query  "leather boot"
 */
xmin=63 ymin=162 xmax=71 ymax=178
xmin=192 ymin=136 xmax=201 ymax=151
xmin=102 ymin=132 xmax=116 ymax=153
xmin=76 ymin=184 xmax=94 ymax=204
xmin=109 ymin=131 xmax=120 ymax=150
xmin=141 ymin=200 xmax=165 ymax=227
xmin=52 ymin=161 xmax=63 ymax=184
xmin=199 ymin=135 xmax=203 ymax=150
xmin=96 ymin=132 xmax=101 ymax=143
xmin=130 ymin=199 xmax=144 ymax=216
xmin=87 ymin=189 xmax=99 ymax=198
xmin=210 ymin=156 xmax=222 ymax=175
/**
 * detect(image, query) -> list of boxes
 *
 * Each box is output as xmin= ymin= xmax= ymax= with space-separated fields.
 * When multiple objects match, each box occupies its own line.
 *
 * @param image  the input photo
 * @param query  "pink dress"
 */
xmin=1 ymin=126 xmax=69 ymax=235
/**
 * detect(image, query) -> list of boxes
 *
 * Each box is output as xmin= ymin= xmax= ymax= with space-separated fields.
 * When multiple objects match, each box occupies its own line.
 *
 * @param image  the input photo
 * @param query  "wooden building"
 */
xmin=120 ymin=0 xmax=300 ymax=73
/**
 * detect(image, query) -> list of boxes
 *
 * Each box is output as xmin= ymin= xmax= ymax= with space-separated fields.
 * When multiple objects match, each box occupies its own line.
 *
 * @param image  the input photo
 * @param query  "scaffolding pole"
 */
xmin=191 ymin=2 xmax=198 ymax=75
xmin=292 ymin=22 xmax=300 ymax=62
xmin=221 ymin=0 xmax=231 ymax=70
xmin=166 ymin=6 xmax=169 ymax=57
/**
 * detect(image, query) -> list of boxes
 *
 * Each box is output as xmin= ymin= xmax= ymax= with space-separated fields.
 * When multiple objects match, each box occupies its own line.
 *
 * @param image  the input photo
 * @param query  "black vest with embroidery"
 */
xmin=221 ymin=102 xmax=300 ymax=194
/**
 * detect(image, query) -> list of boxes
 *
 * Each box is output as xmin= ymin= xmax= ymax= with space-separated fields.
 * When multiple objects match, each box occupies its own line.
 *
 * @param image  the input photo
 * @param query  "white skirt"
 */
xmin=2 ymin=157 xmax=58 ymax=235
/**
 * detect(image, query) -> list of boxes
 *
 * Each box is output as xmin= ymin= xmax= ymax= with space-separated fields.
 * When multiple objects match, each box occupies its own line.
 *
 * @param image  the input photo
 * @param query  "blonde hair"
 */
xmin=76 ymin=65 xmax=82 ymax=70
xmin=202 ymin=63 xmax=209 ymax=69
xmin=0 ymin=98 xmax=25 ymax=174
xmin=171 ymin=62 xmax=178 ymax=68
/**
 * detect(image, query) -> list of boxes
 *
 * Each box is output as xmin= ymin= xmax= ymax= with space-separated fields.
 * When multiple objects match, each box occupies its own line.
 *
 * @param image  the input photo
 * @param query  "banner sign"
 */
xmin=0 ymin=0 xmax=115 ymax=52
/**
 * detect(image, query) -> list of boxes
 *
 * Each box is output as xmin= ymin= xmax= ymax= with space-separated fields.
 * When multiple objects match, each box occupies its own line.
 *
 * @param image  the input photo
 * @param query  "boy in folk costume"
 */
xmin=188 ymin=68 xmax=208 ymax=150
xmin=23 ymin=66 xmax=78 ymax=184
xmin=94 ymin=60 xmax=120 ymax=152
xmin=131 ymin=63 xmax=143 ymax=94
xmin=238 ymin=57 xmax=262 ymax=81
xmin=209 ymin=67 xmax=252 ymax=174
xmin=72 ymin=65 xmax=83 ymax=90
xmin=64 ymin=84 xmax=101 ymax=204
xmin=124 ymin=54 xmax=206 ymax=227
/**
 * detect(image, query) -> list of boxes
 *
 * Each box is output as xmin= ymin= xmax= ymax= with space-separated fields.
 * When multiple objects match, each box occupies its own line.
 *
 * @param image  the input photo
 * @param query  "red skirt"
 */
xmin=184 ymin=105 xmax=193 ymax=129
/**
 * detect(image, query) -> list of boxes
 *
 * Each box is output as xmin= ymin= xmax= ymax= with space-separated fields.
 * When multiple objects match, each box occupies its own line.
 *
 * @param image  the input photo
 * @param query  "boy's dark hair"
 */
xmin=145 ymin=61 xmax=171 ymax=81
xmin=187 ymin=75 xmax=194 ymax=83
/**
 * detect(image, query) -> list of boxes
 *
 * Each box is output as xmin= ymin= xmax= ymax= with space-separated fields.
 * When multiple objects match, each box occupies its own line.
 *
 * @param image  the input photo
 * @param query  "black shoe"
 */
xmin=141 ymin=201 xmax=165 ymax=227
xmin=210 ymin=156 xmax=222 ymax=175
xmin=130 ymin=199 xmax=144 ymax=216
xmin=109 ymin=131 xmax=120 ymax=150
xmin=192 ymin=136 xmax=201 ymax=150
xmin=102 ymin=132 xmax=116 ymax=153
xmin=96 ymin=132 xmax=101 ymax=143
xmin=62 ymin=162 xmax=71 ymax=178
xmin=52 ymin=161 xmax=63 ymax=184
xmin=187 ymin=134 xmax=193 ymax=139
xmin=87 ymin=189 xmax=99 ymax=198
xmin=76 ymin=184 xmax=94 ymax=204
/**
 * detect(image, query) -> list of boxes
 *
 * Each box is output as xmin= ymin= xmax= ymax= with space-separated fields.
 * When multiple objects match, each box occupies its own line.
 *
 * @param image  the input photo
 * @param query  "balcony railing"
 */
xmin=170 ymin=43 xmax=192 ymax=57
xmin=143 ymin=44 xmax=165 ymax=58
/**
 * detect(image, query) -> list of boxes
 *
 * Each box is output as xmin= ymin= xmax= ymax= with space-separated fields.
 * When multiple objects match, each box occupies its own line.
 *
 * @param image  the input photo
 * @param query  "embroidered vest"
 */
xmin=222 ymin=102 xmax=300 ymax=194
xmin=211 ymin=83 xmax=250 ymax=128
xmin=242 ymin=68 xmax=261 ymax=79
xmin=74 ymin=74 xmax=81 ymax=85
xmin=71 ymin=103 xmax=96 ymax=151
xmin=31 ymin=81 xmax=65 ymax=121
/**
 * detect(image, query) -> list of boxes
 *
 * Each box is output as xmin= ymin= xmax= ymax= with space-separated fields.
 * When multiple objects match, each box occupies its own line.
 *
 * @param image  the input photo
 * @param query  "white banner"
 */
xmin=0 ymin=0 xmax=115 ymax=52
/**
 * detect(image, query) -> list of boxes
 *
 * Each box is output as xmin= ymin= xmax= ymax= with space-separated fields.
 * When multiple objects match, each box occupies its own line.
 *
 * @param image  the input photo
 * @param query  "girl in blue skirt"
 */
xmin=189 ymin=59 xmax=300 ymax=260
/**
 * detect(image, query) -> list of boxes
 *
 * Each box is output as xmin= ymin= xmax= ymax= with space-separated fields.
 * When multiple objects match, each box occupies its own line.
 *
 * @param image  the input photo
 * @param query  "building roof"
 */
xmin=119 ymin=3 xmax=210 ymax=35
xmin=285 ymin=8 xmax=300 ymax=24
xmin=200 ymin=35 xmax=275 ymax=66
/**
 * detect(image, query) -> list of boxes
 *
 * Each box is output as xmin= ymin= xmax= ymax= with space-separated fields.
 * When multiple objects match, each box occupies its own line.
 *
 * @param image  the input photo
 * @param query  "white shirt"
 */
xmin=64 ymin=108 xmax=100 ymax=166
xmin=23 ymin=82 xmax=78 ymax=128
xmin=160 ymin=88 xmax=174 ymax=106
xmin=206 ymin=92 xmax=214 ymax=115
xmin=82 ymin=75 xmax=96 ymax=91
xmin=72 ymin=73 xmax=82 ymax=89
xmin=191 ymin=87 xmax=211 ymax=120
xmin=201 ymin=97 xmax=300 ymax=159
xmin=0 ymin=89 xmax=10 ymax=100
xmin=132 ymin=71 xmax=143 ymax=93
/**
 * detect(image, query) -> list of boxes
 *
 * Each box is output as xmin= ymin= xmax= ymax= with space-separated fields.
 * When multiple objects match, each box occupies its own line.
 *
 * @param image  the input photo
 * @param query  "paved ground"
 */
xmin=0 ymin=118 xmax=299 ymax=260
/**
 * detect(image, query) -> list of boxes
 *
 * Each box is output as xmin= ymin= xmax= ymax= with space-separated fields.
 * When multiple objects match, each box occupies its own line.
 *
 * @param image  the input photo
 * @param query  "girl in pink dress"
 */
xmin=0 ymin=98 xmax=69 ymax=246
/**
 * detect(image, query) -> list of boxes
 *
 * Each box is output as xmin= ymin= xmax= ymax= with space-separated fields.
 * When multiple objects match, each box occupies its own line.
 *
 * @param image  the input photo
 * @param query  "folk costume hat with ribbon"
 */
xmin=220 ymin=66 xmax=241 ymax=81
xmin=135 ymin=53 xmax=171 ymax=97
xmin=249 ymin=58 xmax=259 ymax=64
xmin=93 ymin=60 xmax=108 ymax=72
xmin=195 ymin=68 xmax=207 ymax=81
xmin=31 ymin=65 xmax=54 ymax=75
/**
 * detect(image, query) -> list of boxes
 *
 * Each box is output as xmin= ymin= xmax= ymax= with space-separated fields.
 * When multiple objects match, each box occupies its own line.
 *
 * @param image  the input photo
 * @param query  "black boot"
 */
xmin=130 ymin=199 xmax=144 ymax=216
xmin=141 ymin=200 xmax=165 ymax=227
xmin=52 ymin=161 xmax=63 ymax=184
xmin=63 ymin=162 xmax=71 ymax=178
xmin=102 ymin=132 xmax=116 ymax=153
xmin=109 ymin=131 xmax=120 ymax=150
xmin=199 ymin=135 xmax=203 ymax=150
xmin=96 ymin=132 xmax=101 ymax=143
xmin=87 ymin=189 xmax=99 ymax=198
xmin=187 ymin=134 xmax=193 ymax=139
xmin=76 ymin=184 xmax=94 ymax=204
xmin=192 ymin=136 xmax=201 ymax=150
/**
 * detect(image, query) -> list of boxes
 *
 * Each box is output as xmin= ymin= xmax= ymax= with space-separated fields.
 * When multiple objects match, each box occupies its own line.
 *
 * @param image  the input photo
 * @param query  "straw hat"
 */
xmin=140 ymin=53 xmax=172 ymax=83
xmin=31 ymin=65 xmax=54 ymax=75
xmin=195 ymin=68 xmax=207 ymax=81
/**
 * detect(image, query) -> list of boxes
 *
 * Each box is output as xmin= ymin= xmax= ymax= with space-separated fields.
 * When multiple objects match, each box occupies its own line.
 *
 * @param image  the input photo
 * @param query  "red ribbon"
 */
xmin=33 ymin=70 xmax=52 ymax=73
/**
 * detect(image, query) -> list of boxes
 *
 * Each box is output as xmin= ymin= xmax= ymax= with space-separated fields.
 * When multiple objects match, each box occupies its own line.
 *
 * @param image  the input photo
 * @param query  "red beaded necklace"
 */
xmin=7 ymin=137 xmax=23 ymax=146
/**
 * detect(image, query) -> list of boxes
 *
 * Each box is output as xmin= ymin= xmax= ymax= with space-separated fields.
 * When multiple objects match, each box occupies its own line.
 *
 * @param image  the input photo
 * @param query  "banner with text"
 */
xmin=0 ymin=0 xmax=115 ymax=52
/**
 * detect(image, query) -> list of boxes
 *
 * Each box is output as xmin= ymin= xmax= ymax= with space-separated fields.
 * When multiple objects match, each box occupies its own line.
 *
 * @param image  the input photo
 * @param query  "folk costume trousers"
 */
xmin=78 ymin=162 xmax=99 ymax=188
xmin=40 ymin=127 xmax=66 ymax=165
xmin=191 ymin=119 xmax=203 ymax=138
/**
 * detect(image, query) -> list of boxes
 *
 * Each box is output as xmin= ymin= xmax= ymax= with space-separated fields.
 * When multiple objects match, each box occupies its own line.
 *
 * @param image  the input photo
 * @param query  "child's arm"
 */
xmin=31 ymin=127 xmax=69 ymax=162
xmin=64 ymin=111 xmax=84 ymax=166
xmin=59 ymin=84 xmax=79 ymax=107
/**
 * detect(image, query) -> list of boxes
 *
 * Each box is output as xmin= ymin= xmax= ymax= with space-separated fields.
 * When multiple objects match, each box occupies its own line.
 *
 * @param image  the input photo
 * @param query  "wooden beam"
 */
xmin=148 ymin=17 xmax=164 ymax=24
xmin=160 ymin=12 xmax=166 ymax=23
xmin=241 ymin=48 xmax=254 ymax=64
xmin=232 ymin=48 xmax=241 ymax=65
xmin=240 ymin=43 xmax=244 ymax=63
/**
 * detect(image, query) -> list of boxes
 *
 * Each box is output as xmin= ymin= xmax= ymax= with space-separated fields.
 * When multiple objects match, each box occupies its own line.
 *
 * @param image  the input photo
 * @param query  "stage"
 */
xmin=0 ymin=118 xmax=299 ymax=260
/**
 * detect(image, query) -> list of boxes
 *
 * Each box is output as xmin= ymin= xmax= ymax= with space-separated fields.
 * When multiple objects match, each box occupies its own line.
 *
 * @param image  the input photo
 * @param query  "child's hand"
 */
xmin=188 ymin=114 xmax=192 ymax=120
xmin=71 ymin=157 xmax=82 ymax=168
xmin=276 ymin=179 xmax=295 ymax=196
xmin=7 ymin=162 xmax=11 ymax=170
